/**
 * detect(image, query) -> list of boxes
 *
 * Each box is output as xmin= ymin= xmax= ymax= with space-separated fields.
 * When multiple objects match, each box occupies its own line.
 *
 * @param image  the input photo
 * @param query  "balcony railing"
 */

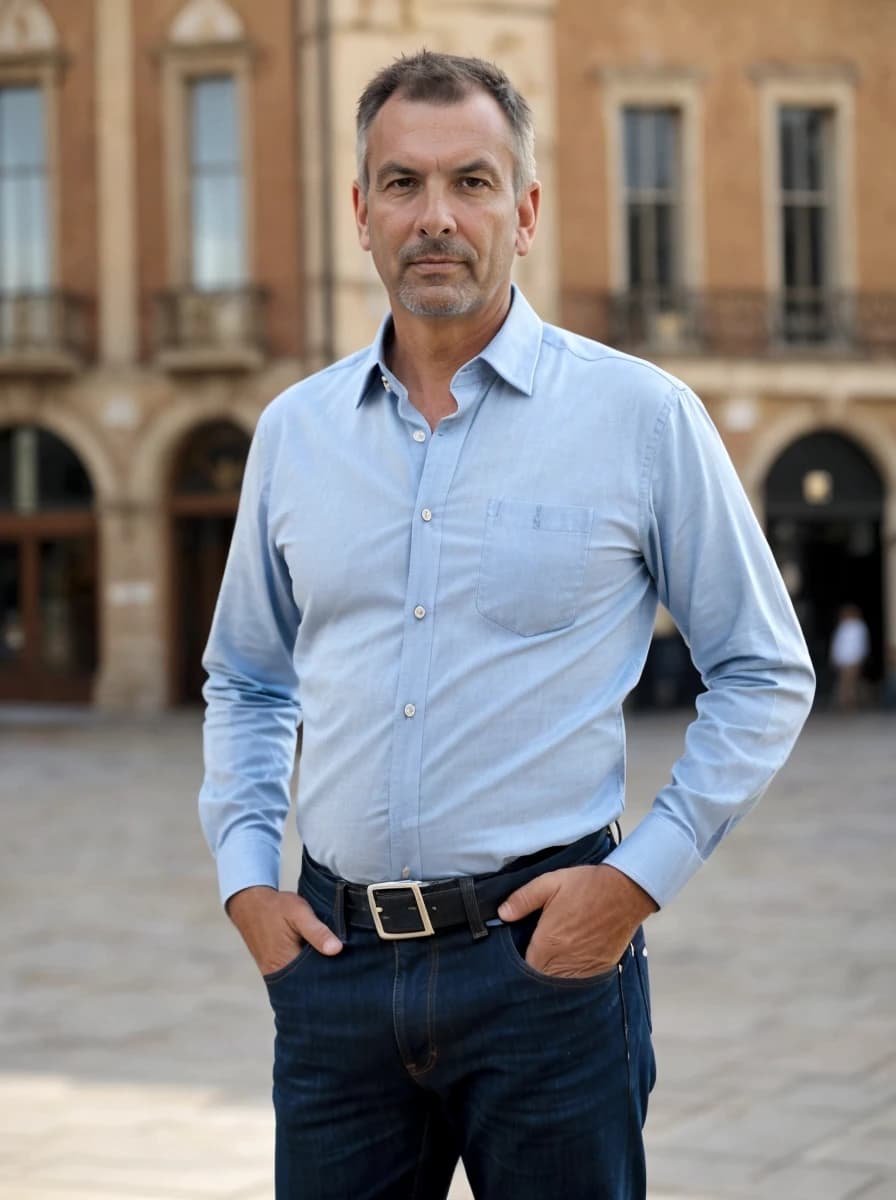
xmin=0 ymin=291 xmax=90 ymax=372
xmin=564 ymin=289 xmax=896 ymax=358
xmin=154 ymin=286 xmax=269 ymax=371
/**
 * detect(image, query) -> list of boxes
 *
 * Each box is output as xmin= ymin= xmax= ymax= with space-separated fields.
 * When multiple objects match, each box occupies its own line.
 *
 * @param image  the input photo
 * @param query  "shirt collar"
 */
xmin=353 ymin=284 xmax=543 ymax=407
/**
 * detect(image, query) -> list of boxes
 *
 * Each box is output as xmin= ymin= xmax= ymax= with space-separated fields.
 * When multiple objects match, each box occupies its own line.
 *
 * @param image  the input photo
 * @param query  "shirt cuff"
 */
xmin=214 ymin=833 xmax=282 ymax=909
xmin=603 ymin=809 xmax=705 ymax=908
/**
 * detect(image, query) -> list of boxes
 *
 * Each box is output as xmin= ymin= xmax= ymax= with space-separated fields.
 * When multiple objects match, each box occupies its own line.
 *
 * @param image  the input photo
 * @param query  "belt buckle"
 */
xmin=367 ymin=881 xmax=435 ymax=940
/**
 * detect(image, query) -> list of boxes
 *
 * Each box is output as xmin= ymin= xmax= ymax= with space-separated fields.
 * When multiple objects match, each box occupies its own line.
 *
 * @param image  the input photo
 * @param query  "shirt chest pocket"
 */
xmin=475 ymin=499 xmax=594 ymax=637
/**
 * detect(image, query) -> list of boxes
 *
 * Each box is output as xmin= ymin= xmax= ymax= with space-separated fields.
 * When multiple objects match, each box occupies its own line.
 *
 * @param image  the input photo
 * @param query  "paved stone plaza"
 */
xmin=0 ymin=708 xmax=893 ymax=1199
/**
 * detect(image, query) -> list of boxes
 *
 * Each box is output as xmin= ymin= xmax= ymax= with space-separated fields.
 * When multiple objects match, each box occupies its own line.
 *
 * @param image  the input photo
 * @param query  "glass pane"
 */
xmin=39 ymin=537 xmax=97 ymax=675
xmin=22 ymin=174 xmax=49 ymax=286
xmin=191 ymin=76 xmax=239 ymax=168
xmin=626 ymin=203 xmax=644 ymax=286
xmin=192 ymin=174 xmax=245 ymax=288
xmin=782 ymin=205 xmax=799 ymax=287
xmin=623 ymin=108 xmax=641 ymax=189
xmin=779 ymin=109 xmax=796 ymax=192
xmin=0 ymin=541 xmax=23 ymax=666
xmin=808 ymin=205 xmax=826 ymax=288
xmin=0 ymin=86 xmax=45 ymax=170
xmin=655 ymin=203 xmax=675 ymax=290
xmin=653 ymin=111 xmax=676 ymax=190
xmin=805 ymin=110 xmax=826 ymax=191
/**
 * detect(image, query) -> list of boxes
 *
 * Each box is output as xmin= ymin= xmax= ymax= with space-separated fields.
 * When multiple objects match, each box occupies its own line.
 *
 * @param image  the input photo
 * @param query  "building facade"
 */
xmin=0 ymin=0 xmax=893 ymax=709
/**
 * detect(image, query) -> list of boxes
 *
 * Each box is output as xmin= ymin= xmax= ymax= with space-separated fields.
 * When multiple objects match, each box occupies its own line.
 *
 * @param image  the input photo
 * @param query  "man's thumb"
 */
xmin=497 ymin=874 xmax=555 ymax=922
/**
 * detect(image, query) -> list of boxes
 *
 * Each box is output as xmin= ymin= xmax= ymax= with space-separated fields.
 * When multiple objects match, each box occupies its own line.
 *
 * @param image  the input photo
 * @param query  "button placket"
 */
xmin=385 ymin=375 xmax=496 ymax=879
xmin=385 ymin=414 xmax=466 ymax=877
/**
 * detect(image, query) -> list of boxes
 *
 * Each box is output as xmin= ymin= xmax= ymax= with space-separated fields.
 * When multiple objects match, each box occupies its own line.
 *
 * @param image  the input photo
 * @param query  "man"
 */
xmin=200 ymin=51 xmax=815 ymax=1200
xmin=830 ymin=603 xmax=870 ymax=709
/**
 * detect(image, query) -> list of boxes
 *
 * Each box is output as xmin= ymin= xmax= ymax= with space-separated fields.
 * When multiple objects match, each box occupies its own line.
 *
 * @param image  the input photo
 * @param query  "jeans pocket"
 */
xmin=476 ymin=499 xmax=593 ymax=637
xmin=263 ymin=943 xmax=314 ymax=988
xmin=499 ymin=912 xmax=620 ymax=989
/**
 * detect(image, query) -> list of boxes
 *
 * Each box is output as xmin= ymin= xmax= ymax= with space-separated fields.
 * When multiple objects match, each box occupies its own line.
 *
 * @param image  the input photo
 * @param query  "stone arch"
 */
xmin=130 ymin=400 xmax=256 ymax=507
xmin=743 ymin=409 xmax=896 ymax=523
xmin=169 ymin=0 xmax=244 ymax=45
xmin=0 ymin=0 xmax=57 ymax=53
xmin=0 ymin=405 xmax=118 ymax=504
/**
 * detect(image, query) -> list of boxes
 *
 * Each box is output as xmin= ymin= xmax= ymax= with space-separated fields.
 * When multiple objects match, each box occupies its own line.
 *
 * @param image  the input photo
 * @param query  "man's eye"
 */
xmin=461 ymin=177 xmax=489 ymax=189
xmin=387 ymin=178 xmax=417 ymax=190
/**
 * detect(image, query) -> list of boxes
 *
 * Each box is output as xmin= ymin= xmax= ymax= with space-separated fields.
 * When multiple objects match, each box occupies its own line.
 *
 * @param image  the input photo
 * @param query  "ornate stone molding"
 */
xmin=169 ymin=0 xmax=245 ymax=46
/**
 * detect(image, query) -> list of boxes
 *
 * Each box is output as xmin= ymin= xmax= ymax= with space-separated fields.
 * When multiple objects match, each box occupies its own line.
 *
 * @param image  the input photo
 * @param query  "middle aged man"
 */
xmin=200 ymin=51 xmax=815 ymax=1200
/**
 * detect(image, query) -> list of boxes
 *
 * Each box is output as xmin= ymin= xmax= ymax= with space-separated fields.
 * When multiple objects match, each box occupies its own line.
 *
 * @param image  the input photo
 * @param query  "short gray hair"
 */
xmin=356 ymin=50 xmax=536 ymax=198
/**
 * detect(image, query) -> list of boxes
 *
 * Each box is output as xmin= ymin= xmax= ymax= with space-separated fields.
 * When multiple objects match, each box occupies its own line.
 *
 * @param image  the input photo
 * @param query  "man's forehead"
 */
xmin=366 ymin=90 xmax=514 ymax=166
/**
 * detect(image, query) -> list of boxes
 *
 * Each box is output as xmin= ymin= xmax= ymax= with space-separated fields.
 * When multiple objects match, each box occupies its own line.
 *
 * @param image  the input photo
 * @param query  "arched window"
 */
xmin=0 ymin=424 xmax=97 ymax=701
xmin=169 ymin=420 xmax=250 ymax=702
xmin=765 ymin=430 xmax=885 ymax=695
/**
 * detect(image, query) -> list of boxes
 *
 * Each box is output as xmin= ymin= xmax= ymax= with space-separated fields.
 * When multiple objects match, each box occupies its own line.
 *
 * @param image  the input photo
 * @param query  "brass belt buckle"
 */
xmin=367 ymin=881 xmax=435 ymax=940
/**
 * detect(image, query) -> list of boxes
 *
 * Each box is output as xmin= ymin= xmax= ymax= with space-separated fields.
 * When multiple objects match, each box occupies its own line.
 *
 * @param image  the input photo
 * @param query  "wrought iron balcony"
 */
xmin=564 ymin=289 xmax=896 ymax=358
xmin=154 ymin=285 xmax=269 ymax=371
xmin=0 ymin=291 xmax=90 ymax=374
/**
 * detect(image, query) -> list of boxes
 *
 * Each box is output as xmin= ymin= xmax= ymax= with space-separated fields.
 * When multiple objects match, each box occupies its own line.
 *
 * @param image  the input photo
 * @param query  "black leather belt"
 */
xmin=324 ymin=825 xmax=617 ymax=941
xmin=346 ymin=877 xmax=502 ymax=939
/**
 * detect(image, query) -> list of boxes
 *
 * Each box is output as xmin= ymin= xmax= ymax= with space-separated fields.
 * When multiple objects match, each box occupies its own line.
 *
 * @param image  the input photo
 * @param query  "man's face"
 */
xmin=353 ymin=89 xmax=539 ymax=320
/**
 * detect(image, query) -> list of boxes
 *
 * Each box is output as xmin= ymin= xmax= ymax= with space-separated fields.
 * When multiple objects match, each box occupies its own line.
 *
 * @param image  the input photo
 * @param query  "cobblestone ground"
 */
xmin=0 ymin=708 xmax=893 ymax=1200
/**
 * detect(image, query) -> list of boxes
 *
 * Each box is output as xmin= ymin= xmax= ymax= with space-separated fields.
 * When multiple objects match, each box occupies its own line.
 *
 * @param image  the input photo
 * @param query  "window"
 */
xmin=0 ymin=84 xmax=49 ymax=293
xmin=778 ymin=106 xmax=835 ymax=342
xmin=188 ymin=75 xmax=245 ymax=290
xmin=623 ymin=107 xmax=681 ymax=300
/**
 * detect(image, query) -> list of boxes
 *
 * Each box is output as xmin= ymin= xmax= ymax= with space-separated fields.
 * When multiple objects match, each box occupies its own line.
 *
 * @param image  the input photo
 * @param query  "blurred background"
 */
xmin=0 ymin=0 xmax=894 ymax=714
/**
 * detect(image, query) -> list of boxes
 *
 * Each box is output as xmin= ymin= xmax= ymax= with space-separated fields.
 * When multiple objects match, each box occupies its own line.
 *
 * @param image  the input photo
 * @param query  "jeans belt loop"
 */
xmin=458 ymin=874 xmax=489 ymax=941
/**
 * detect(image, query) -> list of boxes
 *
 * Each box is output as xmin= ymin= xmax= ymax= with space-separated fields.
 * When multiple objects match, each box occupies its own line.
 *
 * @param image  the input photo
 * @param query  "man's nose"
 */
xmin=417 ymin=185 xmax=457 ymax=237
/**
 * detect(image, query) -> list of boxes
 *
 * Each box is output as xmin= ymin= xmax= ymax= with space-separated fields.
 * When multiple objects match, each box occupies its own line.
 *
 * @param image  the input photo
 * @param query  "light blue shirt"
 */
xmin=199 ymin=288 xmax=814 ymax=908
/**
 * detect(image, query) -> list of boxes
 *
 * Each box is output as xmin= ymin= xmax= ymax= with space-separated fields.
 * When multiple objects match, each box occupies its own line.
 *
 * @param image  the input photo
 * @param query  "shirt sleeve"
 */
xmin=604 ymin=384 xmax=815 ymax=906
xmin=197 ymin=412 xmax=303 ymax=907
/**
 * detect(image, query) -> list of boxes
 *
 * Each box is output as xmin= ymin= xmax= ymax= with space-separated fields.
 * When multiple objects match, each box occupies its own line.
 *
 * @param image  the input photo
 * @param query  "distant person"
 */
xmin=199 ymin=51 xmax=815 ymax=1200
xmin=830 ymin=604 xmax=870 ymax=709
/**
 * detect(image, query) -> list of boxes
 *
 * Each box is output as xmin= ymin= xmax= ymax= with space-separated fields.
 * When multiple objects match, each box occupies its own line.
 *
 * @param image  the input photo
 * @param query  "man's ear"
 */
xmin=515 ymin=181 xmax=540 ymax=257
xmin=352 ymin=180 xmax=371 ymax=251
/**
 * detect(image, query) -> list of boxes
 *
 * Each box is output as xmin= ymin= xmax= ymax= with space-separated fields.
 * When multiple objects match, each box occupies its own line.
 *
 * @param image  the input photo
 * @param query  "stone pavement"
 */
xmin=0 ymin=707 xmax=893 ymax=1199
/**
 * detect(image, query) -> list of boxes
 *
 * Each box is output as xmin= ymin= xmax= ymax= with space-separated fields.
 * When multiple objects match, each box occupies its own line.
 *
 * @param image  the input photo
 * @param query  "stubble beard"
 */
xmin=396 ymin=273 xmax=483 ymax=318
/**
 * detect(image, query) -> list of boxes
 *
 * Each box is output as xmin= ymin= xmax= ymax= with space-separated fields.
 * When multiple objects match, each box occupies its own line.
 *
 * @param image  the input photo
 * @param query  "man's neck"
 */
xmin=386 ymin=289 xmax=511 ymax=398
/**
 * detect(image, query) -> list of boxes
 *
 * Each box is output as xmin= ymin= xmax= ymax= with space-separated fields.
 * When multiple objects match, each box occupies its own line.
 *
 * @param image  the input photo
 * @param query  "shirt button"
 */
xmin=401 ymin=866 xmax=411 ymax=880
xmin=421 ymin=508 xmax=432 ymax=522
xmin=403 ymin=703 xmax=416 ymax=718
xmin=381 ymin=375 xmax=391 ymax=392
xmin=413 ymin=605 xmax=426 ymax=619
xmin=412 ymin=430 xmax=426 ymax=442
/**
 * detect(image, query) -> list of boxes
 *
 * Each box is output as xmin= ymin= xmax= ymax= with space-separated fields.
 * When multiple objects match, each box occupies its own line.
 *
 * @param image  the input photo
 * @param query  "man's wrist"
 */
xmin=226 ymin=884 xmax=278 ymax=921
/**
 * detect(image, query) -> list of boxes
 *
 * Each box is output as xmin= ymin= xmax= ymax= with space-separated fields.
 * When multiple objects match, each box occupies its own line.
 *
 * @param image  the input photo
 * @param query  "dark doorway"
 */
xmin=169 ymin=421 xmax=250 ymax=704
xmin=764 ymin=431 xmax=885 ymax=701
xmin=0 ymin=427 xmax=98 ymax=703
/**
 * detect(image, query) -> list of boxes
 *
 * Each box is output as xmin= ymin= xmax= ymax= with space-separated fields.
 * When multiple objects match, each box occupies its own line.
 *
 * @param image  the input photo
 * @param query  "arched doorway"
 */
xmin=764 ymin=431 xmax=885 ymax=700
xmin=0 ymin=426 xmax=98 ymax=702
xmin=168 ymin=419 xmax=250 ymax=704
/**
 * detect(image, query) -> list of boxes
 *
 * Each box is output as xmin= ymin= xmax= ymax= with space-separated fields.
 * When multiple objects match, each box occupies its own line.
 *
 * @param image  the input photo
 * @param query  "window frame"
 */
xmin=161 ymin=45 xmax=254 ymax=290
xmin=601 ymin=69 xmax=705 ymax=296
xmin=0 ymin=60 xmax=59 ymax=296
xmin=757 ymin=70 xmax=856 ymax=297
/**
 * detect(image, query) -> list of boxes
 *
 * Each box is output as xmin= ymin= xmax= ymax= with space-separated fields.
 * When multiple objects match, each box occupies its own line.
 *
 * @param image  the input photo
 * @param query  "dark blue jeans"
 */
xmin=265 ymin=830 xmax=655 ymax=1199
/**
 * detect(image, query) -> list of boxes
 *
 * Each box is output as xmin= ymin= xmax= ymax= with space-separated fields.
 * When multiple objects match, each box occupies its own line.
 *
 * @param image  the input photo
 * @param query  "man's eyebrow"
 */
xmin=373 ymin=157 xmax=503 ymax=186
xmin=374 ymin=161 xmax=420 ymax=185
xmin=453 ymin=159 xmax=501 ymax=178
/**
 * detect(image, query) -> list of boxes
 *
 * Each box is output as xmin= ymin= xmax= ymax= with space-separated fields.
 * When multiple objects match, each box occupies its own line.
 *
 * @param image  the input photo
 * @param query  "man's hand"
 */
xmin=226 ymin=886 xmax=343 ymax=977
xmin=497 ymin=863 xmax=658 ymax=979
